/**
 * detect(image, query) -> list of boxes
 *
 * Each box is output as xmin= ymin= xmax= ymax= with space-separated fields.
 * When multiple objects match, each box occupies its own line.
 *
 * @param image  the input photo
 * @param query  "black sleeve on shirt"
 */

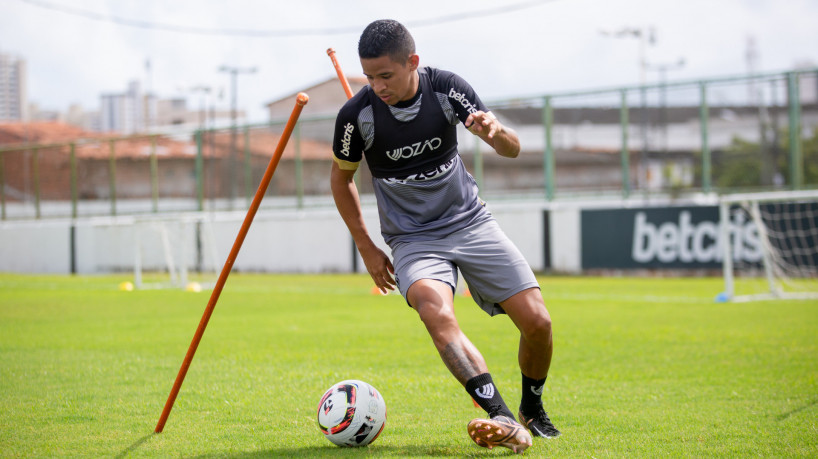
xmin=425 ymin=67 xmax=490 ymax=125
xmin=332 ymin=90 xmax=368 ymax=165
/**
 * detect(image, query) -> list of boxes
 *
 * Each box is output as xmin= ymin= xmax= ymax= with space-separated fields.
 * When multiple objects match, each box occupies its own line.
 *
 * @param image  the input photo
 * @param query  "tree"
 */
xmin=711 ymin=127 xmax=818 ymax=190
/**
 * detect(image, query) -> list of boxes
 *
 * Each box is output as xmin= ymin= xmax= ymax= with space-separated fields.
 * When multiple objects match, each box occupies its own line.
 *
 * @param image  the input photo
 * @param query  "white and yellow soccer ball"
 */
xmin=317 ymin=379 xmax=387 ymax=447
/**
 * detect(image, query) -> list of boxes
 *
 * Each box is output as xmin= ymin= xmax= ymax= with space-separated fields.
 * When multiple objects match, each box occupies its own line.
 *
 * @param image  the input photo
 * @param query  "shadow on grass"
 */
xmin=193 ymin=444 xmax=501 ymax=458
xmin=115 ymin=433 xmax=157 ymax=458
xmin=112 ymin=432 xmax=505 ymax=457
xmin=778 ymin=399 xmax=818 ymax=421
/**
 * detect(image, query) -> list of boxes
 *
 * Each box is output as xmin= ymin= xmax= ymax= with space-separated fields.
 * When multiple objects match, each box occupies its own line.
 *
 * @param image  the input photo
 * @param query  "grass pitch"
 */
xmin=0 ymin=273 xmax=816 ymax=457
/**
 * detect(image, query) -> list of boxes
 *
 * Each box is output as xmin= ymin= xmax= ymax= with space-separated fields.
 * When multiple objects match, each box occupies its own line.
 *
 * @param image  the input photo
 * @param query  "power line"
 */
xmin=16 ymin=0 xmax=560 ymax=37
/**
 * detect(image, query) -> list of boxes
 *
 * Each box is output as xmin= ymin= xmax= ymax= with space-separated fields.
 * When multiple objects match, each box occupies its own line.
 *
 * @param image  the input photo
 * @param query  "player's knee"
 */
xmin=415 ymin=303 xmax=459 ymax=343
xmin=521 ymin=311 xmax=552 ymax=345
xmin=419 ymin=304 xmax=457 ymax=331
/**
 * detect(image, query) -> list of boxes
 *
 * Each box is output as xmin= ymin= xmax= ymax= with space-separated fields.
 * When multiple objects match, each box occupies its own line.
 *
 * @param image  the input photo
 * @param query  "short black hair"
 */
xmin=358 ymin=19 xmax=415 ymax=62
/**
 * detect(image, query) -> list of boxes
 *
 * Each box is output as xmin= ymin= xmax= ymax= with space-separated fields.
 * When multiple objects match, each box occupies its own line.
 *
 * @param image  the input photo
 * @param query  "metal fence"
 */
xmin=486 ymin=67 xmax=818 ymax=200
xmin=1 ymin=67 xmax=817 ymax=220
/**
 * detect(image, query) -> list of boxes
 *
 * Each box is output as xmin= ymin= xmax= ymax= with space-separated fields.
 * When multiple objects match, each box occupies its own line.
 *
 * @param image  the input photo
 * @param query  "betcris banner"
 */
xmin=581 ymin=206 xmax=762 ymax=269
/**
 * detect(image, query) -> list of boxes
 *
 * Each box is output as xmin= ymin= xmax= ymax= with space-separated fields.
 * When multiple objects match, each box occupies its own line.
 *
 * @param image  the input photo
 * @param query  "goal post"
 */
xmin=719 ymin=189 xmax=818 ymax=302
xmin=80 ymin=212 xmax=220 ymax=291
xmin=131 ymin=213 xmax=221 ymax=291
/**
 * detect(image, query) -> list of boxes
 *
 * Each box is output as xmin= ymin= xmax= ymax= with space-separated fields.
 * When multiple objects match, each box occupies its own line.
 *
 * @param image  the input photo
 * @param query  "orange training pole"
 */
xmin=155 ymin=92 xmax=309 ymax=433
xmin=327 ymin=48 xmax=354 ymax=99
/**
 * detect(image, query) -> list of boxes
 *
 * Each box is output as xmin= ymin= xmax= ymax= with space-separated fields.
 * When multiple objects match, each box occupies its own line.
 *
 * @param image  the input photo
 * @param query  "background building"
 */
xmin=0 ymin=52 xmax=28 ymax=121
xmin=99 ymin=80 xmax=146 ymax=134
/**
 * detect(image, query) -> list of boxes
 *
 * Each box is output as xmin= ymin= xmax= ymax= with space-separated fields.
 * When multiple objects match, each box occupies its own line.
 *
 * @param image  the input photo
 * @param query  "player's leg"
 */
xmin=408 ymin=279 xmax=485 ymax=381
xmin=501 ymin=288 xmax=561 ymax=438
xmin=393 ymin=247 xmax=493 ymax=390
xmin=500 ymin=287 xmax=553 ymax=380
xmin=408 ymin=279 xmax=514 ymax=412
xmin=452 ymin=218 xmax=560 ymax=438
xmin=407 ymin=278 xmax=531 ymax=452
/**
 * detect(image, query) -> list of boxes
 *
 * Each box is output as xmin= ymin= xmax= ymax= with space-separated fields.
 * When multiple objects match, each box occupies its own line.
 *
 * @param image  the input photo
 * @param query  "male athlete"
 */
xmin=330 ymin=19 xmax=560 ymax=453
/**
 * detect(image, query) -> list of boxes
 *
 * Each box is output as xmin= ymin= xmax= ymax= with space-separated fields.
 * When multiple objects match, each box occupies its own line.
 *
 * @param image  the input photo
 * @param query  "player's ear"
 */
xmin=407 ymin=54 xmax=419 ymax=70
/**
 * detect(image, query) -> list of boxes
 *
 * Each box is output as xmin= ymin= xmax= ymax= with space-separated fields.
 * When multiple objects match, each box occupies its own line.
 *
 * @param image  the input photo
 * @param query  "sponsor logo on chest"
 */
xmin=386 ymin=137 xmax=442 ymax=161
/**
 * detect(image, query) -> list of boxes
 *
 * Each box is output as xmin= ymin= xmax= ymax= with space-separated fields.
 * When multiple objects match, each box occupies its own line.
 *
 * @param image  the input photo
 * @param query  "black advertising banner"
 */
xmin=581 ymin=206 xmax=762 ymax=269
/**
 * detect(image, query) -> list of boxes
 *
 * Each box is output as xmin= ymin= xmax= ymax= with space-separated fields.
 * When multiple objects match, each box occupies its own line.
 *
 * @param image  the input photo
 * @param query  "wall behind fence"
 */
xmin=0 ymin=201 xmax=551 ymax=275
xmin=3 ymin=193 xmax=813 ymax=277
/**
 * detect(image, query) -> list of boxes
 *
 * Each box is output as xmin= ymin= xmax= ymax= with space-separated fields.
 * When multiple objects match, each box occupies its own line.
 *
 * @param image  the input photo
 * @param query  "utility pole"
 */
xmin=190 ymin=85 xmax=212 ymax=273
xmin=646 ymin=58 xmax=685 ymax=154
xmin=218 ymin=65 xmax=257 ymax=209
xmin=190 ymin=85 xmax=211 ymax=130
xmin=600 ymin=26 xmax=655 ymax=191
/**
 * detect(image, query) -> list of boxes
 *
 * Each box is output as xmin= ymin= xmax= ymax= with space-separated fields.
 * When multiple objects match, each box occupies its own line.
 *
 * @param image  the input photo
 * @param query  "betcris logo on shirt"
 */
xmin=339 ymin=123 xmax=354 ymax=157
xmin=449 ymin=88 xmax=478 ymax=114
xmin=386 ymin=137 xmax=442 ymax=161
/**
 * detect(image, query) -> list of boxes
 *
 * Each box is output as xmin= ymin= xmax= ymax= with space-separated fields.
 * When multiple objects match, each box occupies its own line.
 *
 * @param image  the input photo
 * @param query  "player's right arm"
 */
xmin=330 ymin=162 xmax=395 ymax=294
xmin=330 ymin=98 xmax=395 ymax=293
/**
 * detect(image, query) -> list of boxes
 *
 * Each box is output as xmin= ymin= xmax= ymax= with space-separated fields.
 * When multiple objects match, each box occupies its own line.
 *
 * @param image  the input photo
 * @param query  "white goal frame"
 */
xmin=719 ymin=189 xmax=818 ymax=302
xmin=132 ymin=213 xmax=220 ymax=290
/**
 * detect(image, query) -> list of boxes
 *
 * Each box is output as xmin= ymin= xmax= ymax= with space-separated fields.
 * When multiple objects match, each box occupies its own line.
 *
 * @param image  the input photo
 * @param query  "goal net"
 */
xmin=133 ymin=213 xmax=221 ymax=291
xmin=719 ymin=190 xmax=818 ymax=302
xmin=82 ymin=212 xmax=221 ymax=291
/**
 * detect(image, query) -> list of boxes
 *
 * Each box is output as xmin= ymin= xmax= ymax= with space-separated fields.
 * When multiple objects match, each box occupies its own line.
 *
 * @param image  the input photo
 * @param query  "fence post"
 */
xmin=108 ymin=139 xmax=117 ymax=216
xmin=543 ymin=95 xmax=555 ymax=201
xmin=619 ymin=89 xmax=631 ymax=198
xmin=0 ymin=149 xmax=5 ymax=220
xmin=244 ymin=126 xmax=252 ymax=206
xmin=787 ymin=72 xmax=803 ymax=190
xmin=195 ymin=130 xmax=204 ymax=212
xmin=150 ymin=135 xmax=159 ymax=213
xmin=33 ymin=147 xmax=41 ymax=218
xmin=70 ymin=143 xmax=77 ymax=219
xmin=474 ymin=135 xmax=483 ymax=191
xmin=699 ymin=81 xmax=711 ymax=193
xmin=294 ymin=122 xmax=304 ymax=209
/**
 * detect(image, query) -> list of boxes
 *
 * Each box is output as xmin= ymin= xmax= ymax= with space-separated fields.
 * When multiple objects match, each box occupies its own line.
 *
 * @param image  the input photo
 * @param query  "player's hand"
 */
xmin=465 ymin=110 xmax=520 ymax=158
xmin=465 ymin=111 xmax=500 ymax=139
xmin=359 ymin=243 xmax=396 ymax=294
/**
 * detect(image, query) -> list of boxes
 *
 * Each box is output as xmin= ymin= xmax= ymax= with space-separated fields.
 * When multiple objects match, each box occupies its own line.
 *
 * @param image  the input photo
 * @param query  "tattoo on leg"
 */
xmin=439 ymin=341 xmax=481 ymax=385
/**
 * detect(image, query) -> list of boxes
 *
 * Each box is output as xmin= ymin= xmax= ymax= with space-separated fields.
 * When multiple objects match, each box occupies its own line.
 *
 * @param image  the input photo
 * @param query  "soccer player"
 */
xmin=330 ymin=19 xmax=560 ymax=453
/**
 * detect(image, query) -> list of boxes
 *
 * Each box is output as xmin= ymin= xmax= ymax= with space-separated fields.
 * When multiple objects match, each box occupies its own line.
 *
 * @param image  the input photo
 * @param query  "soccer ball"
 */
xmin=317 ymin=379 xmax=387 ymax=447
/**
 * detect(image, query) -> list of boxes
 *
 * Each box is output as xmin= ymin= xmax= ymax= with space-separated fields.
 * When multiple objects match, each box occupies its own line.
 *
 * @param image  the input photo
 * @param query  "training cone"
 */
xmin=714 ymin=292 xmax=731 ymax=303
xmin=370 ymin=286 xmax=388 ymax=296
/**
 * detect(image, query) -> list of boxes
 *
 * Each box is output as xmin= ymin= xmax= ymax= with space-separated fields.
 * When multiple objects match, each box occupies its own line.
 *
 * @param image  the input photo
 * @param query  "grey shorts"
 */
xmin=391 ymin=218 xmax=539 ymax=316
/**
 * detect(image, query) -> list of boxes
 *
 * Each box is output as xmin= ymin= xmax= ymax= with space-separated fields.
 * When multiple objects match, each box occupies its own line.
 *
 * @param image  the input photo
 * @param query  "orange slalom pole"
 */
xmin=155 ymin=93 xmax=309 ymax=433
xmin=327 ymin=48 xmax=354 ymax=99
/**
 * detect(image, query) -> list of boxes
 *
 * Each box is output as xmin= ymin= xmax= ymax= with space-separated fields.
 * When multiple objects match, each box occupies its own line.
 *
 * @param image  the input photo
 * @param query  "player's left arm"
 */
xmin=435 ymin=68 xmax=521 ymax=158
xmin=465 ymin=111 xmax=520 ymax=158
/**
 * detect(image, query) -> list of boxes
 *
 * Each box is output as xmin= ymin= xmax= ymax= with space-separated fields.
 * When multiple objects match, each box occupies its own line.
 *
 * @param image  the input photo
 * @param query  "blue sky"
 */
xmin=1 ymin=0 xmax=816 ymax=121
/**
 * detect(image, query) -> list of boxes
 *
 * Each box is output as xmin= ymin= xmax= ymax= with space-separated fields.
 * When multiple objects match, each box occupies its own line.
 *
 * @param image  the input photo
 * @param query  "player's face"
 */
xmin=360 ymin=54 xmax=419 ymax=106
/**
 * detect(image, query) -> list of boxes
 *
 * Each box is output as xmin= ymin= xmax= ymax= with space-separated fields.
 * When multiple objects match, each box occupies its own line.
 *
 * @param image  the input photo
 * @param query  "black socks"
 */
xmin=520 ymin=373 xmax=546 ymax=414
xmin=465 ymin=373 xmax=515 ymax=419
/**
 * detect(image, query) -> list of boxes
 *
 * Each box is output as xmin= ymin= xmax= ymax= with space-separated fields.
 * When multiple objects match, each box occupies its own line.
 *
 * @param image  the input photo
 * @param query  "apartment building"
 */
xmin=0 ymin=52 xmax=28 ymax=121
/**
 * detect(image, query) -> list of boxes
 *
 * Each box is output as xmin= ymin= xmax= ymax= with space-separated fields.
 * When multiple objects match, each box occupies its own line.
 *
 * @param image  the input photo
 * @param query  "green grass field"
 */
xmin=0 ymin=273 xmax=816 ymax=457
